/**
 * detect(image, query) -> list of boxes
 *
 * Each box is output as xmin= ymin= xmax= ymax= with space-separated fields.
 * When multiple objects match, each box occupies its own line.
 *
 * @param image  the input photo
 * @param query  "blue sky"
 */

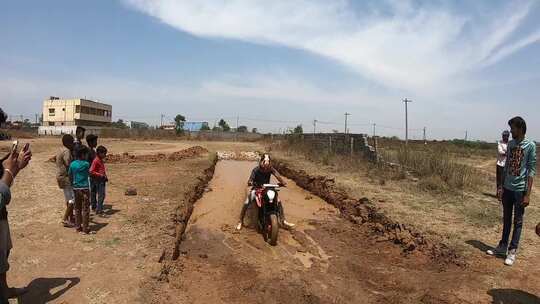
xmin=1 ymin=0 xmax=539 ymax=140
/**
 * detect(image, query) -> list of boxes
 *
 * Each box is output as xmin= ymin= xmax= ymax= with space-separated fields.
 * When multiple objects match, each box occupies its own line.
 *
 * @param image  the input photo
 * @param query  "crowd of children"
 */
xmin=55 ymin=126 xmax=108 ymax=235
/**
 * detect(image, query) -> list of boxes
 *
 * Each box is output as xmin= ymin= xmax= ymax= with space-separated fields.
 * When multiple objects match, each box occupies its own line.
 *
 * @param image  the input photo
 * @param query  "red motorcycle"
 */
xmin=254 ymin=183 xmax=284 ymax=246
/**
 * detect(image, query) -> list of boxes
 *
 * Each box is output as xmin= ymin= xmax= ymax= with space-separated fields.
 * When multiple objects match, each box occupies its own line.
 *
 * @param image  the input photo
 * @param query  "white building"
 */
xmin=38 ymin=97 xmax=112 ymax=136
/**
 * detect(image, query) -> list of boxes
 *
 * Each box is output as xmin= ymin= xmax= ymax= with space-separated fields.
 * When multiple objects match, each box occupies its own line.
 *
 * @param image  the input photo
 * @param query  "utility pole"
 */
xmin=372 ymin=123 xmax=376 ymax=138
xmin=160 ymin=114 xmax=164 ymax=127
xmin=465 ymin=130 xmax=468 ymax=141
xmin=236 ymin=115 xmax=239 ymax=131
xmin=344 ymin=112 xmax=351 ymax=134
xmin=313 ymin=119 xmax=318 ymax=135
xmin=423 ymin=127 xmax=426 ymax=145
xmin=403 ymin=98 xmax=413 ymax=146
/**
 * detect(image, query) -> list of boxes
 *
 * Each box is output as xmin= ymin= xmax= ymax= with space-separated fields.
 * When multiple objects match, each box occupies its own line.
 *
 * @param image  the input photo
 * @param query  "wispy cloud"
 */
xmin=124 ymin=0 xmax=540 ymax=92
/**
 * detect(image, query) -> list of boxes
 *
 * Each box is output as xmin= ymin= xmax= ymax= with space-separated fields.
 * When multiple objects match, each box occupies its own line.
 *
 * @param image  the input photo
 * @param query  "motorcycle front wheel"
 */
xmin=267 ymin=214 xmax=279 ymax=246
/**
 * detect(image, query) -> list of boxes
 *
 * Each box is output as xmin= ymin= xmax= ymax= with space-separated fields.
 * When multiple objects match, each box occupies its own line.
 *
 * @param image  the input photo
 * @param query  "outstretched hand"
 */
xmin=17 ymin=144 xmax=32 ymax=170
xmin=1 ymin=143 xmax=32 ymax=178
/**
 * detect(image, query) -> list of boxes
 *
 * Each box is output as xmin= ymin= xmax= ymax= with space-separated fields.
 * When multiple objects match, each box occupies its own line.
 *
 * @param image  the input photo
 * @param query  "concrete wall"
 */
xmin=38 ymin=126 xmax=103 ymax=136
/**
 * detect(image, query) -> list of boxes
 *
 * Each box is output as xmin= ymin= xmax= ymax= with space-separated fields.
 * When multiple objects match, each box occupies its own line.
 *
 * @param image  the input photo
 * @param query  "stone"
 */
xmin=125 ymin=187 xmax=138 ymax=196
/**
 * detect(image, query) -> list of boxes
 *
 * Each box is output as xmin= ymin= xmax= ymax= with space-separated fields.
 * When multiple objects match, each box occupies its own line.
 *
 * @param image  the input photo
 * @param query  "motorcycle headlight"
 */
xmin=266 ymin=190 xmax=276 ymax=202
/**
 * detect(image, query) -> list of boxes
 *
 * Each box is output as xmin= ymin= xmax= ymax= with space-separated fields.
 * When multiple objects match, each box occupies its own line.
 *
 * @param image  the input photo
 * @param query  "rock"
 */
xmin=125 ymin=187 xmax=138 ymax=196
xmin=536 ymin=222 xmax=540 ymax=237
xmin=199 ymin=254 xmax=208 ymax=259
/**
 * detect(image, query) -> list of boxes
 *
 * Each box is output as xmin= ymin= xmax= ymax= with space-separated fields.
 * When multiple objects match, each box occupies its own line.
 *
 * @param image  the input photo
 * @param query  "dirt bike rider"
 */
xmin=236 ymin=154 xmax=295 ymax=231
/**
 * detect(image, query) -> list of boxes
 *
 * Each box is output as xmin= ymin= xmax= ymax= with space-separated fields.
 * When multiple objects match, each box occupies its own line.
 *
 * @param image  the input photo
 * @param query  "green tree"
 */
xmin=174 ymin=114 xmax=186 ymax=134
xmin=218 ymin=119 xmax=231 ymax=132
xmin=200 ymin=122 xmax=210 ymax=131
xmin=0 ymin=108 xmax=7 ymax=125
xmin=237 ymin=125 xmax=248 ymax=133
xmin=293 ymin=124 xmax=303 ymax=134
xmin=111 ymin=119 xmax=128 ymax=129
xmin=22 ymin=119 xmax=32 ymax=128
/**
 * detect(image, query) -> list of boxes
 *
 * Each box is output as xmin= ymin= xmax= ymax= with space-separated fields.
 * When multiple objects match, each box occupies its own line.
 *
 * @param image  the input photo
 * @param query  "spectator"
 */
xmin=496 ymin=130 xmax=509 ymax=194
xmin=85 ymin=134 xmax=98 ymax=212
xmin=90 ymin=146 xmax=108 ymax=216
xmin=57 ymin=135 xmax=75 ymax=227
xmin=488 ymin=116 xmax=536 ymax=266
xmin=0 ymin=145 xmax=32 ymax=303
xmin=72 ymin=127 xmax=86 ymax=157
xmin=69 ymin=146 xmax=92 ymax=234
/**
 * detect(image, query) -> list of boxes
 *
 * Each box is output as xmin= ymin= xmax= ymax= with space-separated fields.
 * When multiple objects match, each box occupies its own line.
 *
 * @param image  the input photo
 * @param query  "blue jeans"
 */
xmin=91 ymin=181 xmax=106 ymax=213
xmin=499 ymin=189 xmax=526 ymax=251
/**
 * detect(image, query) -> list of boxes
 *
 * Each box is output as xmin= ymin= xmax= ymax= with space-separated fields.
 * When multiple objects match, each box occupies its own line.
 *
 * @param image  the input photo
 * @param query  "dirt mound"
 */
xmin=273 ymin=159 xmax=465 ymax=267
xmin=46 ymin=146 xmax=209 ymax=164
xmin=107 ymin=146 xmax=208 ymax=163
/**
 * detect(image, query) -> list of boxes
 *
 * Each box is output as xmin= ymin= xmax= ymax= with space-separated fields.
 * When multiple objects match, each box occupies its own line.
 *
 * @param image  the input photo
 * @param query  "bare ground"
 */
xmin=1 ymin=138 xmax=539 ymax=303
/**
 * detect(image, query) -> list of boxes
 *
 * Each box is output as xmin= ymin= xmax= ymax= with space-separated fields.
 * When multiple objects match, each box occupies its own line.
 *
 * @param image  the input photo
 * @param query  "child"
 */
xmin=89 ymin=146 xmax=108 ymax=216
xmin=69 ymin=145 xmax=92 ymax=234
xmin=56 ymin=134 xmax=75 ymax=227
xmin=85 ymin=134 xmax=99 ymax=212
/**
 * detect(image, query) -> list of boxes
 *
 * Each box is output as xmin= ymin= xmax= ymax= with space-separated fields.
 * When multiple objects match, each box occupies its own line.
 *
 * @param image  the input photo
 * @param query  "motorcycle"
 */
xmin=253 ymin=183 xmax=284 ymax=246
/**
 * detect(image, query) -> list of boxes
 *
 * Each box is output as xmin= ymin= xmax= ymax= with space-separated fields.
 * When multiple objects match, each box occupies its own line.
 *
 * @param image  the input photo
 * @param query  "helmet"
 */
xmin=260 ymin=154 xmax=272 ymax=171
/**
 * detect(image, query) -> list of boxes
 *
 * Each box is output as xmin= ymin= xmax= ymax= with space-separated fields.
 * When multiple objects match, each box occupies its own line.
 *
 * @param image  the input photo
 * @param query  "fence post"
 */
xmin=350 ymin=137 xmax=354 ymax=158
xmin=329 ymin=135 xmax=333 ymax=153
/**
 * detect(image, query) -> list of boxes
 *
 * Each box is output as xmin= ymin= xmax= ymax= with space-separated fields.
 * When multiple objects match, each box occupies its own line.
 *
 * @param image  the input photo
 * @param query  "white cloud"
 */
xmin=124 ymin=0 xmax=540 ymax=92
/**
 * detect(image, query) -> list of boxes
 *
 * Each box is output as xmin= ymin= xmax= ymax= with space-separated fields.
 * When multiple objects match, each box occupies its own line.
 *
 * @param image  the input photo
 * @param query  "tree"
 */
xmin=293 ymin=124 xmax=303 ymax=134
xmin=174 ymin=114 xmax=186 ymax=135
xmin=0 ymin=108 xmax=6 ymax=125
xmin=22 ymin=119 xmax=32 ymax=129
xmin=212 ymin=126 xmax=222 ymax=132
xmin=218 ymin=119 xmax=231 ymax=132
xmin=237 ymin=125 xmax=248 ymax=133
xmin=252 ymin=128 xmax=258 ymax=133
xmin=111 ymin=119 xmax=128 ymax=129
xmin=200 ymin=122 xmax=210 ymax=131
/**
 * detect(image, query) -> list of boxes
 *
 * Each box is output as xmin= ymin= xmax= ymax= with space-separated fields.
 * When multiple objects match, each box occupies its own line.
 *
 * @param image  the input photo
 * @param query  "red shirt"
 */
xmin=90 ymin=157 xmax=106 ymax=178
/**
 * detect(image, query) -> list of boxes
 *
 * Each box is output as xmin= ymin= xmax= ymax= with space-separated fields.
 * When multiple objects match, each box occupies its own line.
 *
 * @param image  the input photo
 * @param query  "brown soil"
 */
xmin=106 ymin=146 xmax=209 ymax=163
xmin=3 ymin=138 xmax=540 ymax=303
xmin=148 ymin=160 xmax=536 ymax=304
xmin=273 ymin=159 xmax=463 ymax=267
xmin=2 ymin=138 xmax=214 ymax=303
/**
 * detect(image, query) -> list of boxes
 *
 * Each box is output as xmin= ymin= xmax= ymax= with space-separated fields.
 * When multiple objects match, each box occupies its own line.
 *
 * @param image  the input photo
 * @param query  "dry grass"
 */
xmin=383 ymin=147 xmax=486 ymax=192
xmin=277 ymin=138 xmax=487 ymax=194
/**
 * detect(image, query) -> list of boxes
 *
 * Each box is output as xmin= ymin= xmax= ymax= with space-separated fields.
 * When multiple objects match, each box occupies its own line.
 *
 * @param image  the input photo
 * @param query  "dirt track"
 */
xmin=161 ymin=160 xmax=511 ymax=304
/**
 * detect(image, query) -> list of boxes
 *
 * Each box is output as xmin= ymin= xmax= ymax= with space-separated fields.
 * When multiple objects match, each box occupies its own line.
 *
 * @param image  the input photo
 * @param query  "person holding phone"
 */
xmin=0 ymin=142 xmax=32 ymax=303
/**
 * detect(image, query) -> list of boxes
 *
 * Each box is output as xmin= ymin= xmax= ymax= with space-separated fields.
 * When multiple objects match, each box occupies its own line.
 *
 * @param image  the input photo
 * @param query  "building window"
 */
xmin=48 ymin=122 xmax=55 ymax=126
xmin=76 ymin=105 xmax=81 ymax=113
xmin=49 ymin=108 xmax=55 ymax=116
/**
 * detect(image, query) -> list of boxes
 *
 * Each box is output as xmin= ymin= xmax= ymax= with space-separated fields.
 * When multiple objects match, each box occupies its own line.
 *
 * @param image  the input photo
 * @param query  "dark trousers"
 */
xmin=74 ymin=189 xmax=90 ymax=233
xmin=90 ymin=180 xmax=98 ymax=210
xmin=496 ymin=165 xmax=504 ymax=189
xmin=499 ymin=189 xmax=526 ymax=251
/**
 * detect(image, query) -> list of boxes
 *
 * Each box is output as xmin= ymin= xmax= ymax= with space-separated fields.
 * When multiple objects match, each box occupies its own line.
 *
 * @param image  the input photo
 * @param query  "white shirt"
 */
xmin=497 ymin=141 xmax=508 ymax=167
